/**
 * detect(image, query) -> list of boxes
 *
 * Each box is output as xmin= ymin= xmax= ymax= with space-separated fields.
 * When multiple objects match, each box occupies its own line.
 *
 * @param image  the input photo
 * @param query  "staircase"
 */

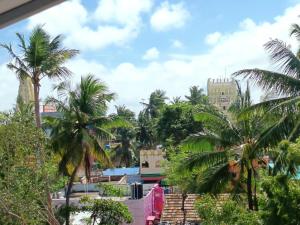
xmin=160 ymin=194 xmax=200 ymax=224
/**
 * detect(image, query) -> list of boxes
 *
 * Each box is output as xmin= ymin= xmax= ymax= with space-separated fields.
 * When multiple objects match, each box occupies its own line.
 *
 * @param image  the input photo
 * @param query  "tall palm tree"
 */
xmin=142 ymin=89 xmax=168 ymax=118
xmin=110 ymin=105 xmax=136 ymax=167
xmin=170 ymin=96 xmax=182 ymax=104
xmin=1 ymin=25 xmax=78 ymax=128
xmin=137 ymin=90 xmax=168 ymax=149
xmin=136 ymin=110 xmax=157 ymax=149
xmin=45 ymin=75 xmax=118 ymax=225
xmin=180 ymin=83 xmax=281 ymax=210
xmin=185 ymin=86 xmax=208 ymax=105
xmin=1 ymin=25 xmax=77 ymax=225
xmin=233 ymin=23 xmax=300 ymax=141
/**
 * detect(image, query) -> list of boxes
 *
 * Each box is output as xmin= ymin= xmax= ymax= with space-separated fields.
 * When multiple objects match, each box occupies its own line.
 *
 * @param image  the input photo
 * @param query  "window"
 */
xmin=142 ymin=161 xmax=149 ymax=168
xmin=221 ymin=92 xmax=224 ymax=95
xmin=223 ymin=106 xmax=226 ymax=110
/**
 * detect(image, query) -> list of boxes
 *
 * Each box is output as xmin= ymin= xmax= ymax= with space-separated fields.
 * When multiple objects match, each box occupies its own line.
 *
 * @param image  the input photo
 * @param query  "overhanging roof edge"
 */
xmin=0 ymin=0 xmax=65 ymax=29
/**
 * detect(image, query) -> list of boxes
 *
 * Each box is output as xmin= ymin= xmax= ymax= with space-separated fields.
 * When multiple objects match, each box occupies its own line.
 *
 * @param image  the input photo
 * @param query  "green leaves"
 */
xmin=0 ymin=112 xmax=61 ymax=225
xmin=260 ymin=175 xmax=300 ymax=225
xmin=47 ymin=75 xmax=117 ymax=178
xmin=264 ymin=39 xmax=300 ymax=79
xmin=1 ymin=24 xmax=78 ymax=83
xmin=195 ymin=194 xmax=261 ymax=225
xmin=182 ymin=150 xmax=229 ymax=171
xmin=79 ymin=197 xmax=133 ymax=225
xmin=233 ymin=69 xmax=300 ymax=96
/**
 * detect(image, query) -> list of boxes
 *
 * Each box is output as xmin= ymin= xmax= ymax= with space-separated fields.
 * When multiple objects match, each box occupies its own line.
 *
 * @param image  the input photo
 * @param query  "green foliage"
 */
xmin=1 ymin=25 xmax=78 ymax=127
xmin=142 ymin=89 xmax=168 ymax=119
xmin=137 ymin=89 xmax=168 ymax=149
xmin=0 ymin=112 xmax=62 ymax=225
xmin=110 ymin=105 xmax=137 ymax=167
xmin=157 ymin=103 xmax=203 ymax=146
xmin=45 ymin=75 xmax=117 ymax=225
xmin=271 ymin=139 xmax=300 ymax=176
xmin=173 ymin=83 xmax=287 ymax=210
xmin=79 ymin=197 xmax=133 ymax=225
xmin=98 ymin=183 xmax=126 ymax=197
xmin=46 ymin=74 xmax=115 ymax=178
xmin=195 ymin=194 xmax=261 ymax=225
xmin=233 ymin=23 xmax=300 ymax=142
xmin=185 ymin=86 xmax=208 ymax=105
xmin=136 ymin=110 xmax=158 ymax=149
xmin=165 ymin=146 xmax=200 ymax=193
xmin=260 ymin=175 xmax=300 ymax=225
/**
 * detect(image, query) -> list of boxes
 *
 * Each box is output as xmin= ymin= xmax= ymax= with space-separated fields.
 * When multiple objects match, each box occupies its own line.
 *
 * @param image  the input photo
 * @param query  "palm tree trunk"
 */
xmin=33 ymin=79 xmax=59 ymax=225
xmin=65 ymin=167 xmax=78 ymax=225
xmin=33 ymin=81 xmax=41 ymax=128
xmin=181 ymin=192 xmax=187 ymax=225
xmin=247 ymin=168 xmax=254 ymax=210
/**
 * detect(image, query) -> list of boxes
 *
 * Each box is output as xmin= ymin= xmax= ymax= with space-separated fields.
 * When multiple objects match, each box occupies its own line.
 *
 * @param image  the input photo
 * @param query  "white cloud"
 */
xmin=27 ymin=0 xmax=87 ymax=35
xmin=27 ymin=0 xmax=152 ymax=51
xmin=150 ymin=1 xmax=190 ymax=31
xmin=94 ymin=0 xmax=153 ymax=26
xmin=0 ymin=63 xmax=18 ymax=111
xmin=205 ymin=32 xmax=222 ymax=45
xmin=2 ymin=3 xmax=300 ymax=113
xmin=172 ymin=40 xmax=183 ymax=48
xmin=143 ymin=47 xmax=160 ymax=60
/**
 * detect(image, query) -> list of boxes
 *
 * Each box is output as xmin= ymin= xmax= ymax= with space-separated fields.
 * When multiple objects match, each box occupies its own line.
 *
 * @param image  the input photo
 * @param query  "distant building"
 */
xmin=42 ymin=103 xmax=57 ymax=113
xmin=17 ymin=77 xmax=34 ymax=105
xmin=140 ymin=149 xmax=165 ymax=183
xmin=207 ymin=78 xmax=238 ymax=111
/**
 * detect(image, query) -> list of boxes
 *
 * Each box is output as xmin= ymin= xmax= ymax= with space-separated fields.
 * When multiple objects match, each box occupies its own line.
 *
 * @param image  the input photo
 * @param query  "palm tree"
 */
xmin=185 ymin=86 xmax=208 ymax=105
xmin=142 ymin=89 xmax=168 ymax=118
xmin=180 ymin=83 xmax=281 ymax=210
xmin=269 ymin=139 xmax=300 ymax=176
xmin=170 ymin=96 xmax=182 ymax=104
xmin=110 ymin=105 xmax=136 ymax=167
xmin=137 ymin=90 xmax=167 ymax=149
xmin=1 ymin=25 xmax=78 ymax=128
xmin=45 ymin=75 xmax=118 ymax=225
xmin=136 ymin=110 xmax=158 ymax=149
xmin=1 ymin=25 xmax=77 ymax=225
xmin=233 ymin=23 xmax=300 ymax=141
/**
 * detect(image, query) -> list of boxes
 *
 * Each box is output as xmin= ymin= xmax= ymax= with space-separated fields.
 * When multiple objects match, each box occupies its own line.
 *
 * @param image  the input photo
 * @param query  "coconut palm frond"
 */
xmin=290 ymin=23 xmax=300 ymax=41
xmin=233 ymin=69 xmax=300 ymax=96
xmin=264 ymin=39 xmax=300 ymax=78
xmin=195 ymin=162 xmax=231 ymax=194
xmin=181 ymin=150 xmax=229 ymax=171
xmin=255 ymin=115 xmax=292 ymax=148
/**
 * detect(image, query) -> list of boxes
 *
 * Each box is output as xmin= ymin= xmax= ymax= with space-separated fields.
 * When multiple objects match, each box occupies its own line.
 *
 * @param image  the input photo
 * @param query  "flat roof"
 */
xmin=0 ymin=0 xmax=65 ymax=29
xmin=103 ymin=167 xmax=140 ymax=176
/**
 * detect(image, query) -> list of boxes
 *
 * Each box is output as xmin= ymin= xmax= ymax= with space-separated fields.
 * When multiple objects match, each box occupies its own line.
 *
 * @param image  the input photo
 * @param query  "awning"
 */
xmin=0 ymin=0 xmax=65 ymax=29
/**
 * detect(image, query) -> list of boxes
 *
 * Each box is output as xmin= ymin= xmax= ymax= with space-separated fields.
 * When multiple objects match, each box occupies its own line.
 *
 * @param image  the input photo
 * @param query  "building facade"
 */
xmin=207 ymin=78 xmax=238 ymax=111
xmin=140 ymin=149 xmax=165 ymax=183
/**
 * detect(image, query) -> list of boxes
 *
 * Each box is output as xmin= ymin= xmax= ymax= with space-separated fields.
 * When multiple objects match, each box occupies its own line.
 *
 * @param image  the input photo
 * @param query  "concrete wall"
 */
xmin=140 ymin=149 xmax=165 ymax=175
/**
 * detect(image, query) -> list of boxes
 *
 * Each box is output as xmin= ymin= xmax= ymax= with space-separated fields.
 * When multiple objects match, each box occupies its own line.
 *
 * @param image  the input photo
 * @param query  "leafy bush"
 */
xmin=195 ymin=194 xmax=261 ymax=225
xmin=260 ymin=175 xmax=300 ymax=225
xmin=79 ymin=197 xmax=133 ymax=225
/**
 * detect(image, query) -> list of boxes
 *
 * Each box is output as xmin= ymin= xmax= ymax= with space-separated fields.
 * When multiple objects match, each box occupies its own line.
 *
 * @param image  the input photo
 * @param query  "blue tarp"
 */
xmin=103 ymin=167 xmax=139 ymax=176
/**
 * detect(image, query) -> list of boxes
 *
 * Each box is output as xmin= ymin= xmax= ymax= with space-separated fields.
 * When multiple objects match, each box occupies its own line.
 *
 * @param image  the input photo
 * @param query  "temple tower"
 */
xmin=207 ymin=78 xmax=238 ymax=111
xmin=17 ymin=77 xmax=34 ymax=105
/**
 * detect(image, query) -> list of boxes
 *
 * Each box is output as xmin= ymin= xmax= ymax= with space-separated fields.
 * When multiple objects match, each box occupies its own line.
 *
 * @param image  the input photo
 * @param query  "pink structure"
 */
xmin=123 ymin=184 xmax=164 ymax=225
xmin=144 ymin=184 xmax=164 ymax=225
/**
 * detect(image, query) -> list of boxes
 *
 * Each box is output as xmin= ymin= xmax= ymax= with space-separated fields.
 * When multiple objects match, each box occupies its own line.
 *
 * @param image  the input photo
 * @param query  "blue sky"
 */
xmin=0 ymin=0 xmax=300 ymax=113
